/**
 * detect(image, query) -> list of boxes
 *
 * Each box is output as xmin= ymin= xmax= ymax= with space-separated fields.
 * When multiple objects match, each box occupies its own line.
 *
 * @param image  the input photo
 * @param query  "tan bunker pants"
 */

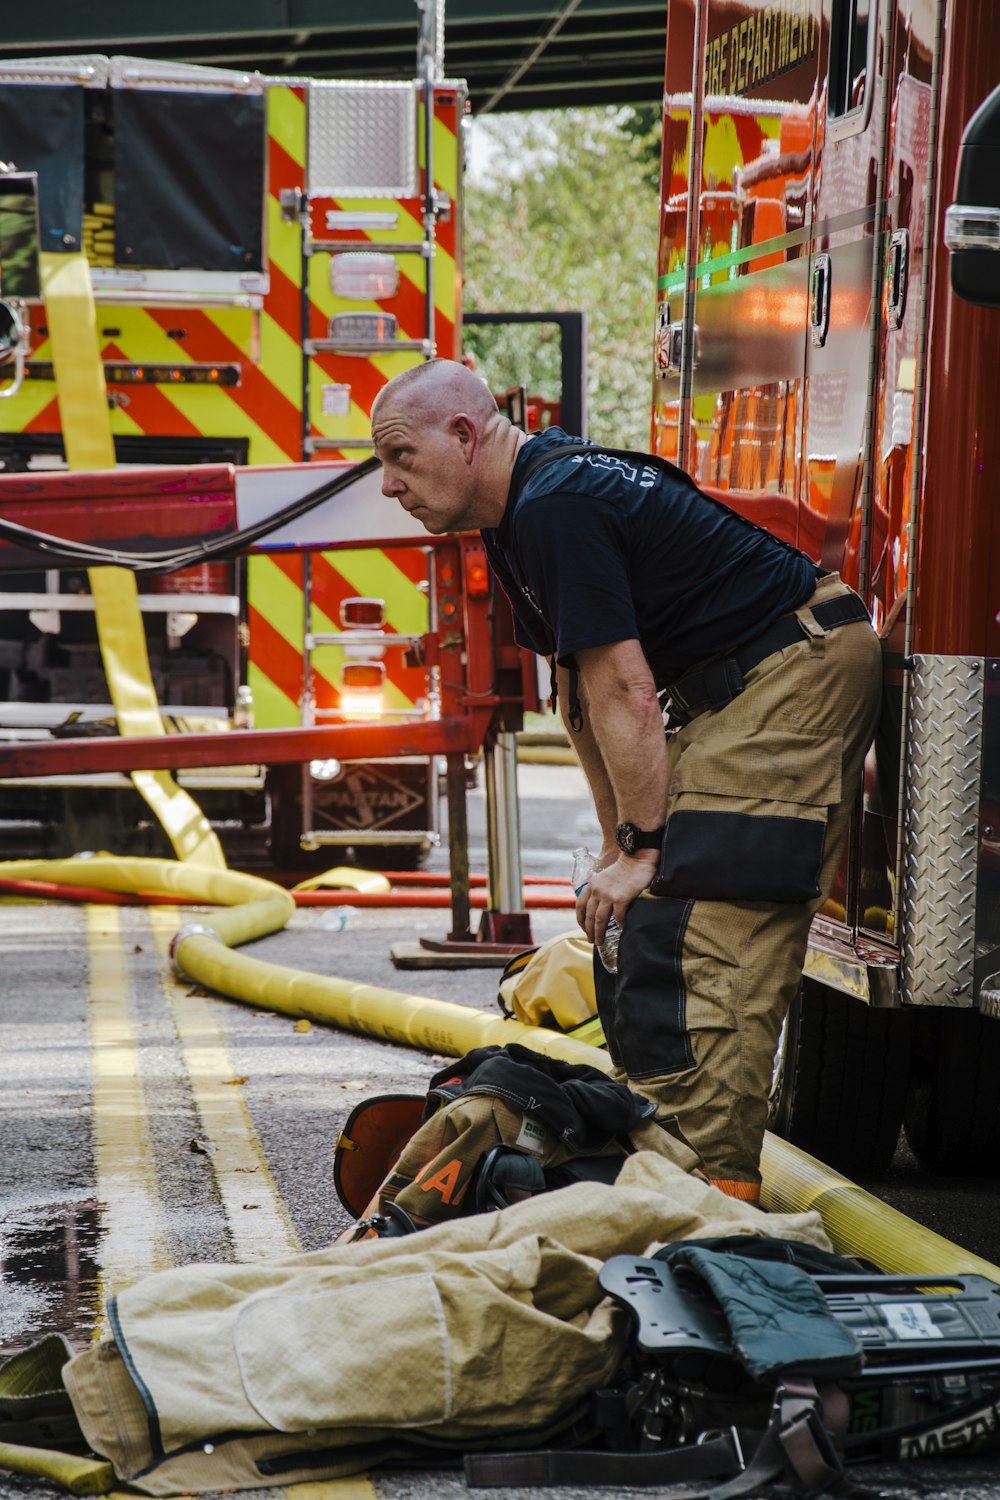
xmin=595 ymin=574 xmax=883 ymax=1196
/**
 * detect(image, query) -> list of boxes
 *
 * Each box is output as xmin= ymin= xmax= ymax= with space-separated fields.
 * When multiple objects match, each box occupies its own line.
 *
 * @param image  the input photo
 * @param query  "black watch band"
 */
xmin=616 ymin=821 xmax=665 ymax=857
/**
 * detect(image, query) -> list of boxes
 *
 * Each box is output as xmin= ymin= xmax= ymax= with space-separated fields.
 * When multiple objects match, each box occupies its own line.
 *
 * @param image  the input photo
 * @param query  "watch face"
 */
xmin=616 ymin=822 xmax=638 ymax=855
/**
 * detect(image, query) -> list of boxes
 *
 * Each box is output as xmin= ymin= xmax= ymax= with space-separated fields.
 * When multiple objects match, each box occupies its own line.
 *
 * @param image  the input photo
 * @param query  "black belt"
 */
xmin=666 ymin=591 xmax=871 ymax=720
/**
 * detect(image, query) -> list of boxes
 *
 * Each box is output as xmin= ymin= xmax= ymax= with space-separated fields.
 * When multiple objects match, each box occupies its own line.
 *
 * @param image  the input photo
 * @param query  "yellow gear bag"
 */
xmin=498 ymin=929 xmax=598 ymax=1031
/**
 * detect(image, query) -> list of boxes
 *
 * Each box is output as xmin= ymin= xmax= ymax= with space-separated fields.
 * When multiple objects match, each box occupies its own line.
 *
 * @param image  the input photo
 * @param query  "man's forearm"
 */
xmin=570 ymin=639 xmax=667 ymax=943
xmin=555 ymin=662 xmax=617 ymax=841
xmin=574 ymin=641 xmax=668 ymax=832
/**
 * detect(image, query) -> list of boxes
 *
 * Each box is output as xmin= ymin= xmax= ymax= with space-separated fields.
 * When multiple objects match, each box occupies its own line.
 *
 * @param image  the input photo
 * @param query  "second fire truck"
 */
xmin=0 ymin=50 xmax=466 ymax=868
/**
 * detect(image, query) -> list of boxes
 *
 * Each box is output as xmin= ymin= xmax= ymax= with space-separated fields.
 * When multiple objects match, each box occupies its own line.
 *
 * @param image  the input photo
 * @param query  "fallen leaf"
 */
xmin=293 ymin=1018 xmax=313 ymax=1033
xmin=221 ymin=1076 xmax=249 ymax=1086
xmin=242 ymin=1203 xmax=260 ymax=1210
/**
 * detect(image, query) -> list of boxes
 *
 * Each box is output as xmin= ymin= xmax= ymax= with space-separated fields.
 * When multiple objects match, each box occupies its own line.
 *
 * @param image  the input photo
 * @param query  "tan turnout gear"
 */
xmin=62 ymin=1153 xmax=833 ymax=1495
xmin=595 ymin=574 xmax=883 ymax=1195
xmin=379 ymin=1088 xmax=703 ymax=1227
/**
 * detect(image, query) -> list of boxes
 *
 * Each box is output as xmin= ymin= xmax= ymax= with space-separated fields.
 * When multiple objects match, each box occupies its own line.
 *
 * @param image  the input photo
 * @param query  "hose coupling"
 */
xmin=170 ymin=922 xmax=220 ymax=977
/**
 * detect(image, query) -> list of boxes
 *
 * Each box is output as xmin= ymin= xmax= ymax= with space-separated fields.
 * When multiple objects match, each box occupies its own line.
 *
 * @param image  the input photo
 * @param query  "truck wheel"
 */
xmin=903 ymin=1009 xmax=1000 ymax=1173
xmin=769 ymin=978 xmax=910 ymax=1176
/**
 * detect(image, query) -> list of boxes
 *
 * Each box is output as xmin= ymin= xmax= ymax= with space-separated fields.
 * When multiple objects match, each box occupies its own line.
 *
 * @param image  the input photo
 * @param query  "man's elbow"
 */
xmin=579 ymin=648 xmax=660 ymax=717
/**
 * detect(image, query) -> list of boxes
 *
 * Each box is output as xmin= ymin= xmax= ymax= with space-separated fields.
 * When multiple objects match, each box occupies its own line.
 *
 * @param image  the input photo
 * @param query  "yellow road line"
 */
xmin=87 ymin=906 xmax=173 ymax=1324
xmin=293 ymin=1484 xmax=380 ymax=1500
xmin=149 ymin=909 xmax=298 ymax=1258
xmin=89 ymin=908 xmax=377 ymax=1498
xmin=149 ymin=911 xmax=379 ymax=1497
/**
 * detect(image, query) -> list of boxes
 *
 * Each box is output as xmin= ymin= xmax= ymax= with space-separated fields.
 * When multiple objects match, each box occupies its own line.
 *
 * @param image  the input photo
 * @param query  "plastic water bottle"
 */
xmin=234 ymin=684 xmax=254 ymax=729
xmin=571 ymin=847 xmax=622 ymax=974
xmin=317 ymin=905 xmax=354 ymax=932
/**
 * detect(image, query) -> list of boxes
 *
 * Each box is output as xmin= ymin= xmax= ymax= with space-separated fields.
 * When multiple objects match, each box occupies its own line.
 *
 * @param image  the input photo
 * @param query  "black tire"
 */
xmin=769 ymin=978 xmax=910 ymax=1176
xmin=903 ymin=1008 xmax=1000 ymax=1174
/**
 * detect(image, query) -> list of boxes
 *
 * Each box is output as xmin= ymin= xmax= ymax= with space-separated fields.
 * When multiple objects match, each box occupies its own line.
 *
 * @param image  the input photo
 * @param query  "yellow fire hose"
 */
xmin=4 ymin=853 xmax=1000 ymax=1492
xmin=0 ymin=1442 xmax=112 ymax=1497
xmin=5 ymin=854 xmax=999 ymax=1284
xmin=37 ymin=252 xmax=224 ymax=871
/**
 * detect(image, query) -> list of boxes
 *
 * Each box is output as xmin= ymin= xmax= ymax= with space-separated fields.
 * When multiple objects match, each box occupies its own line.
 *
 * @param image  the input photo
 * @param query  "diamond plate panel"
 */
xmin=109 ymin=56 xmax=263 ymax=92
xmin=901 ymin=654 xmax=984 ymax=1005
xmin=0 ymin=55 xmax=110 ymax=86
xmin=307 ymin=82 xmax=418 ymax=198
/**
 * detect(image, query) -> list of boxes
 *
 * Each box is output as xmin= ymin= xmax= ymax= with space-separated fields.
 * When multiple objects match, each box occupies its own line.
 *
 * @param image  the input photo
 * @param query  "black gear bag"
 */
xmin=466 ymin=1238 xmax=1000 ymax=1496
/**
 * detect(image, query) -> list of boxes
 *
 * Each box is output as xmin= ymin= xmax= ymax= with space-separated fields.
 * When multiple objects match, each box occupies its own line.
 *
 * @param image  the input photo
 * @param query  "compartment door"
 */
xmin=801 ymin=0 xmax=883 ymax=581
xmin=654 ymin=0 xmax=821 ymax=555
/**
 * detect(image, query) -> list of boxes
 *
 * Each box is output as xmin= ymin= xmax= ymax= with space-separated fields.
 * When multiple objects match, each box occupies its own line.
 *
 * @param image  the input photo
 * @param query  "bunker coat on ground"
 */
xmin=63 ymin=1153 xmax=832 ymax=1495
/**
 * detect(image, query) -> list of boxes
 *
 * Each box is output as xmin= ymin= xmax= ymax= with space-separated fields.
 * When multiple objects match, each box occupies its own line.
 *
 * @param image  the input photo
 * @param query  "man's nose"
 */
xmin=381 ymin=472 xmax=403 ymax=498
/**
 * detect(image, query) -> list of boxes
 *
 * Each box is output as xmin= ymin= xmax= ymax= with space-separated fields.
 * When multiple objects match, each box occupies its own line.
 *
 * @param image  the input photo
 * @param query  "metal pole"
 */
xmin=299 ymin=209 xmax=310 ymax=460
xmin=483 ymin=732 xmax=524 ymax=916
xmin=300 ymin=553 xmax=314 ymax=842
xmin=416 ymin=0 xmax=441 ymax=355
xmin=483 ymin=741 xmax=501 ymax=911
xmin=416 ymin=0 xmax=445 ymax=76
xmin=557 ymin=310 xmax=588 ymax=437
xmin=678 ymin=0 xmax=709 ymax=473
xmin=445 ymin=751 xmax=473 ymax=940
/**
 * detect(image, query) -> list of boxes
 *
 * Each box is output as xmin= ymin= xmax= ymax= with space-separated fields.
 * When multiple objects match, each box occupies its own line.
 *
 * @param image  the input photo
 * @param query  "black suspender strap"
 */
xmin=464 ymin=1428 xmax=743 ymax=1489
xmin=508 ymin=442 xmax=595 ymax=733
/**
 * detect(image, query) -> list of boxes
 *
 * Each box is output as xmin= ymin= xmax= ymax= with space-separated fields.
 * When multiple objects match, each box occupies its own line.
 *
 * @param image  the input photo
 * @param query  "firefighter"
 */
xmin=371 ymin=360 xmax=882 ymax=1201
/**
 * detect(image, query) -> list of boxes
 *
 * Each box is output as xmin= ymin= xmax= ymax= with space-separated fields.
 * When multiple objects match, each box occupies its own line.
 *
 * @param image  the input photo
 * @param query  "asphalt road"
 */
xmin=2 ymin=760 xmax=1000 ymax=1500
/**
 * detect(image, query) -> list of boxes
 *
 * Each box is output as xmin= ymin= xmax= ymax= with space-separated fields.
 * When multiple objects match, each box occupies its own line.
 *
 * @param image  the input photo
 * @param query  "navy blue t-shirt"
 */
xmin=481 ymin=428 xmax=818 ymax=685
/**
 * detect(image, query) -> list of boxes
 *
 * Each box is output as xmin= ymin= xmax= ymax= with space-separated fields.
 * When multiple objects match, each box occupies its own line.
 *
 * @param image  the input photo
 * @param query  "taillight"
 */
xmin=342 ymin=662 xmax=385 ymax=691
xmin=340 ymin=597 xmax=386 ymax=628
xmin=340 ymin=660 xmax=385 ymax=718
xmin=465 ymin=547 xmax=490 ymax=598
xmin=330 ymin=252 xmax=400 ymax=300
xmin=328 ymin=312 xmax=398 ymax=344
xmin=338 ymin=597 xmax=386 ymax=715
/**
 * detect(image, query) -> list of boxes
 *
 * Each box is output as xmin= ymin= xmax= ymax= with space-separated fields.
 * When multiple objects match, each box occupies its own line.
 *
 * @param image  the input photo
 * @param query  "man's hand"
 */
xmin=576 ymin=850 xmax=658 ymax=947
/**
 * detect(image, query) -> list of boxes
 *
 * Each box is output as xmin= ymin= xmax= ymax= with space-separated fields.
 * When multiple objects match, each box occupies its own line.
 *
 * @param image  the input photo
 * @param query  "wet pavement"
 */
xmin=3 ymin=762 xmax=1000 ymax=1500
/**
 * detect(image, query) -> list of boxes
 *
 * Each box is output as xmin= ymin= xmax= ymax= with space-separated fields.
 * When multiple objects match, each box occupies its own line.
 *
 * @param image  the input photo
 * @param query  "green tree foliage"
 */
xmin=462 ymin=106 xmax=662 ymax=449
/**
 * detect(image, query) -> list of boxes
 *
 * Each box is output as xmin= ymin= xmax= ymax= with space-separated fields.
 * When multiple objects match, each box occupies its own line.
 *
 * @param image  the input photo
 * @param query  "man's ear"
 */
xmin=452 ymin=413 xmax=477 ymax=464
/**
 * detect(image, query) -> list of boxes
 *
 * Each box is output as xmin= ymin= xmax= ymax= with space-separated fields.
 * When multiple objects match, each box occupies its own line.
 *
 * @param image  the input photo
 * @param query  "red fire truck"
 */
xmin=653 ymin=0 xmax=1000 ymax=1174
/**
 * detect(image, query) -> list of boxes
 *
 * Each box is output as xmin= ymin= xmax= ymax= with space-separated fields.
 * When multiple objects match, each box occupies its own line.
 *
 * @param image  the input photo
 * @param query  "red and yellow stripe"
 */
xmin=4 ymin=80 xmax=460 ymax=731
xmin=247 ymin=550 xmax=429 ymax=729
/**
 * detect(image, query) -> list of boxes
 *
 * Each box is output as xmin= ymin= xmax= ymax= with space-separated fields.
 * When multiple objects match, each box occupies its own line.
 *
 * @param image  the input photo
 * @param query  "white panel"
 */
xmin=235 ymin=463 xmax=443 ymax=547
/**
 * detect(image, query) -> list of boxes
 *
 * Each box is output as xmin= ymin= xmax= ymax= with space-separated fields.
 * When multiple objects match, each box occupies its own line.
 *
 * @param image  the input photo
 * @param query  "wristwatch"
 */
xmin=615 ymin=821 xmax=665 ymax=856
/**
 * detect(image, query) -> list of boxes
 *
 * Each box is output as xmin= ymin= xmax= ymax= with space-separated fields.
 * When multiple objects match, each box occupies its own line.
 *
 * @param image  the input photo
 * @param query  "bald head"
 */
xmin=371 ymin=358 xmax=500 ymax=432
xmin=371 ymin=358 xmax=527 ymax=534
